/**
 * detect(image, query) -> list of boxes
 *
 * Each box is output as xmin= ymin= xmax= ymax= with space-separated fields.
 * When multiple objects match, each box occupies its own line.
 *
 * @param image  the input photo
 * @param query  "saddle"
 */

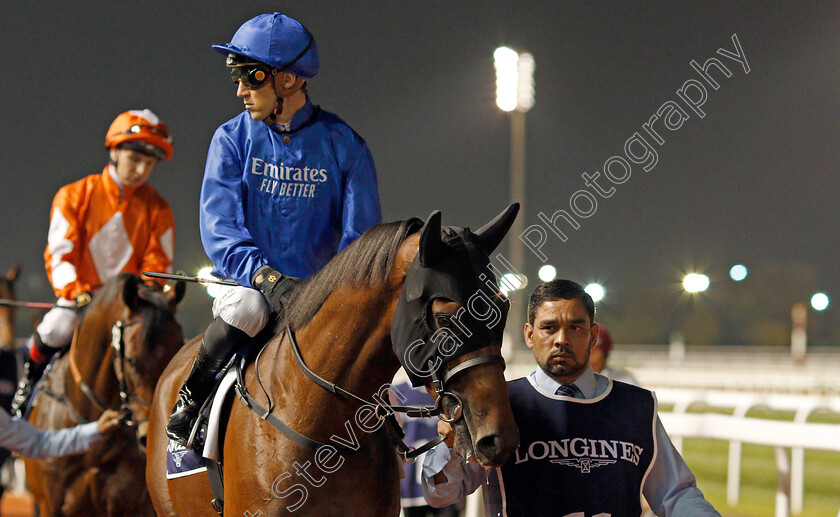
xmin=166 ymin=364 xmax=237 ymax=481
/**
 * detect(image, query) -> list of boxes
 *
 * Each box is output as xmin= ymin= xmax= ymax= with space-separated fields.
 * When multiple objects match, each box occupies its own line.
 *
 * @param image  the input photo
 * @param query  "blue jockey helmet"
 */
xmin=212 ymin=13 xmax=320 ymax=78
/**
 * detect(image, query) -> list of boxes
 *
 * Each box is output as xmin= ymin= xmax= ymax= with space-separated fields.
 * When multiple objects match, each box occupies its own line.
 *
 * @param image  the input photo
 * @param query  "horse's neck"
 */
xmin=0 ymin=306 xmax=12 ymax=349
xmin=0 ymin=285 xmax=13 ymax=349
xmin=65 ymin=316 xmax=119 ymax=418
xmin=279 ymin=283 xmax=401 ymax=424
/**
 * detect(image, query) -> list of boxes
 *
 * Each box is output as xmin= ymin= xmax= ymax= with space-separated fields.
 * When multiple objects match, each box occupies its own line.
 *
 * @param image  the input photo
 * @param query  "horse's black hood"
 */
xmin=392 ymin=204 xmax=519 ymax=387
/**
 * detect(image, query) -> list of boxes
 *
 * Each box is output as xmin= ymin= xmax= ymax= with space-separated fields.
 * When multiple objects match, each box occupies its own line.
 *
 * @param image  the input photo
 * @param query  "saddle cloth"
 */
xmin=165 ymin=367 xmax=237 ymax=479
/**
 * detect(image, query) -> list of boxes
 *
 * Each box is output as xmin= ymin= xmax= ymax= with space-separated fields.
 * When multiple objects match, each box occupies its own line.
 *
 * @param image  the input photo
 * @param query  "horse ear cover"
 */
xmin=474 ymin=203 xmax=520 ymax=255
xmin=418 ymin=210 xmax=443 ymax=267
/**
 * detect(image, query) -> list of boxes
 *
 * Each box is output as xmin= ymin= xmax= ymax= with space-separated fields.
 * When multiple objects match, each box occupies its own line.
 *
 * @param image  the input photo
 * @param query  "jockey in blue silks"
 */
xmin=166 ymin=12 xmax=382 ymax=447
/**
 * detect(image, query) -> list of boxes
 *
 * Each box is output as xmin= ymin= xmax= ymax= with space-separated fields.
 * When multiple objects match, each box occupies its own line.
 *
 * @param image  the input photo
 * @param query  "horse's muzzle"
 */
xmin=474 ymin=431 xmax=519 ymax=466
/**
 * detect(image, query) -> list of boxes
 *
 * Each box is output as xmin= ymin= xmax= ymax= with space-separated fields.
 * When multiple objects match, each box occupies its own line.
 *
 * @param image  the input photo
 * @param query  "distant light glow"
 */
xmin=683 ymin=273 xmax=710 ymax=293
xmin=538 ymin=265 xmax=557 ymax=282
xmin=729 ymin=264 xmax=748 ymax=281
xmin=811 ymin=292 xmax=829 ymax=311
xmin=494 ymin=47 xmax=519 ymax=112
xmin=516 ymin=52 xmax=535 ymax=112
xmin=584 ymin=283 xmax=605 ymax=303
xmin=197 ymin=266 xmax=221 ymax=298
xmin=500 ymin=273 xmax=528 ymax=296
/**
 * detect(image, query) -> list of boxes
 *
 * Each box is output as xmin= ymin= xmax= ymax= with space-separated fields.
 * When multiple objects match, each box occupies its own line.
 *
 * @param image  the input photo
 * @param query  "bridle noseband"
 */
xmin=427 ymin=353 xmax=507 ymax=424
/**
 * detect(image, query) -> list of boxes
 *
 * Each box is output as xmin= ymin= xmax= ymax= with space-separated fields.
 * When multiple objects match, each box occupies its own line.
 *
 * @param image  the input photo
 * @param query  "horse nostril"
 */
xmin=474 ymin=434 xmax=506 ymax=464
xmin=138 ymin=434 xmax=147 ymax=450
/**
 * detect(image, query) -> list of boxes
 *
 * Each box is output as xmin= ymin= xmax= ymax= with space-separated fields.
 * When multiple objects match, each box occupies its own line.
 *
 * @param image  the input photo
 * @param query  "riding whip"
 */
xmin=142 ymin=271 xmax=241 ymax=286
xmin=0 ymin=299 xmax=55 ymax=309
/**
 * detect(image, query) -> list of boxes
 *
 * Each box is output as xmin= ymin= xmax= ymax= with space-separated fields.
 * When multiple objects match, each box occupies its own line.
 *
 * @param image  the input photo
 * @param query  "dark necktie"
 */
xmin=555 ymin=383 xmax=580 ymax=398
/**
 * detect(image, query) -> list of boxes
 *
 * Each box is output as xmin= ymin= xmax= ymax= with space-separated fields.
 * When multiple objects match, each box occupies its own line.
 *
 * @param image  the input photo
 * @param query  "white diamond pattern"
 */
xmin=89 ymin=212 xmax=133 ymax=283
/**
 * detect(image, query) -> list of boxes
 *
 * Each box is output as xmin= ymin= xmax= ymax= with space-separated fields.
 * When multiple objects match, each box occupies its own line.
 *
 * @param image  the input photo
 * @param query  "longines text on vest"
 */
xmin=514 ymin=438 xmax=643 ymax=466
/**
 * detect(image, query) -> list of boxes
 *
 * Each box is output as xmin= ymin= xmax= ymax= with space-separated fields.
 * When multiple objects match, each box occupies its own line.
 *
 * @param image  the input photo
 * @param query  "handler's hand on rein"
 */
xmin=437 ymin=420 xmax=455 ymax=448
xmin=97 ymin=409 xmax=124 ymax=434
xmin=252 ymin=266 xmax=300 ymax=313
xmin=432 ymin=420 xmax=456 ymax=484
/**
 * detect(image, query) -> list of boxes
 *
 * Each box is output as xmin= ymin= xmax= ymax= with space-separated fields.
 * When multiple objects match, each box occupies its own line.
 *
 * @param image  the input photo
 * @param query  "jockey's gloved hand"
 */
xmin=74 ymin=291 xmax=92 ymax=307
xmin=251 ymin=265 xmax=300 ymax=313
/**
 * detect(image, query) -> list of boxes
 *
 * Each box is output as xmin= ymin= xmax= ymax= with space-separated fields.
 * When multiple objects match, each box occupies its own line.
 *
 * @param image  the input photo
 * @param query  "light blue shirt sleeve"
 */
xmin=421 ymin=441 xmax=487 ymax=507
xmin=0 ymin=408 xmax=102 ymax=459
xmin=644 ymin=415 xmax=721 ymax=516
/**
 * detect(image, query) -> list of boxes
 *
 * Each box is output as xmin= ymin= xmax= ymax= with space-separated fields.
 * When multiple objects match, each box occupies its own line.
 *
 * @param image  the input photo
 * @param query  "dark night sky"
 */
xmin=2 ymin=2 xmax=838 ymax=343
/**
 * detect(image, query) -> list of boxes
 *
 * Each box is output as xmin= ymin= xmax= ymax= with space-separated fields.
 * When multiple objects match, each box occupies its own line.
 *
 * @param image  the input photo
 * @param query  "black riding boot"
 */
xmin=165 ymin=318 xmax=250 ymax=448
xmin=11 ymin=354 xmax=49 ymax=417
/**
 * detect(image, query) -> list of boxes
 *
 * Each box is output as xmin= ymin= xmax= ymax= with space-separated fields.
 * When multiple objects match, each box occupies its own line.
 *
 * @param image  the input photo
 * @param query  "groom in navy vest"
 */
xmin=421 ymin=279 xmax=719 ymax=516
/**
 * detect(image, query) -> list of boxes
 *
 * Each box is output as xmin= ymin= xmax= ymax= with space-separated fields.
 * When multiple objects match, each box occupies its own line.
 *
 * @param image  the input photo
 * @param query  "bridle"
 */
xmin=235 ymin=325 xmax=505 ymax=462
xmin=110 ymin=319 xmax=153 ymax=426
xmin=62 ymin=317 xmax=152 ymax=427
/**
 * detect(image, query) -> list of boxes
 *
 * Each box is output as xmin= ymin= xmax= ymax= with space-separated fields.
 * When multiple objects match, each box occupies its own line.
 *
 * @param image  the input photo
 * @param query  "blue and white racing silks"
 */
xmin=200 ymin=99 xmax=382 ymax=287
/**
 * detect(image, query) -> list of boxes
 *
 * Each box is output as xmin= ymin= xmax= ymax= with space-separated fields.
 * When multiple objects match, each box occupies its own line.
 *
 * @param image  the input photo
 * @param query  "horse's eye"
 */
xmin=434 ymin=314 xmax=470 ymax=338
xmin=435 ymin=314 xmax=454 ymax=329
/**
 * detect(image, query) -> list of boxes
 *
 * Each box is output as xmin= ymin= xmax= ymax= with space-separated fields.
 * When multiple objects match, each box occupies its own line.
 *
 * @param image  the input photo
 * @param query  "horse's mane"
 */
xmin=283 ymin=218 xmax=423 ymax=331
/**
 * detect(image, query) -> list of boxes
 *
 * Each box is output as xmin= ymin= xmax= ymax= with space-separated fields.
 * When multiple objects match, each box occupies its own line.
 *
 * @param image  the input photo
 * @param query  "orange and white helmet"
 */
xmin=105 ymin=109 xmax=173 ymax=161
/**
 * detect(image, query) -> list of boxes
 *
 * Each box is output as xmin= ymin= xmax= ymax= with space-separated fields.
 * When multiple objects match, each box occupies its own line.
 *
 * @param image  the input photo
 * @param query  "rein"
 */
xmin=235 ymin=326 xmax=505 ymax=462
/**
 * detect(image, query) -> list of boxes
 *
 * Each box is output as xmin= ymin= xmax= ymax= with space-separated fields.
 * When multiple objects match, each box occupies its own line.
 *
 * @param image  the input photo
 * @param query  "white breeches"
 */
xmin=211 ymin=285 xmax=271 ymax=338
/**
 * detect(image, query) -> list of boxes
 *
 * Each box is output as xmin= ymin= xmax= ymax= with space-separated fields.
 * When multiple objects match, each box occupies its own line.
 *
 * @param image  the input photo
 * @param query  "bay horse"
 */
xmin=25 ymin=273 xmax=185 ymax=516
xmin=0 ymin=265 xmax=20 ymax=351
xmin=147 ymin=206 xmax=522 ymax=516
xmin=0 ymin=265 xmax=21 ymax=502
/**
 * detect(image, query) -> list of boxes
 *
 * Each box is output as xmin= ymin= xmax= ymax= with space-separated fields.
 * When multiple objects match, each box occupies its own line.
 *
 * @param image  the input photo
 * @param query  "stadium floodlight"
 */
xmin=729 ymin=264 xmax=747 ymax=281
xmin=683 ymin=273 xmax=710 ymax=293
xmin=811 ymin=292 xmax=829 ymax=311
xmin=495 ymin=47 xmax=534 ymax=347
xmin=197 ymin=266 xmax=222 ymax=298
xmin=538 ymin=265 xmax=557 ymax=282
xmin=516 ymin=52 xmax=535 ymax=112
xmin=584 ymin=283 xmax=605 ymax=303
xmin=494 ymin=47 xmax=534 ymax=113
xmin=494 ymin=47 xmax=520 ymax=112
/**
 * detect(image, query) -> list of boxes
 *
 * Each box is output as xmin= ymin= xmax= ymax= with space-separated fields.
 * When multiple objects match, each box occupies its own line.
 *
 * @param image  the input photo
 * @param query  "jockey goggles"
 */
xmin=228 ymin=61 xmax=278 ymax=90
xmin=121 ymin=124 xmax=172 ymax=142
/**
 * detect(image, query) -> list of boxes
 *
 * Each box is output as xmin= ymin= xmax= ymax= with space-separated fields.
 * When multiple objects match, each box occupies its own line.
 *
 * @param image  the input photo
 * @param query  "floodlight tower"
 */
xmin=495 ymin=47 xmax=534 ymax=349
